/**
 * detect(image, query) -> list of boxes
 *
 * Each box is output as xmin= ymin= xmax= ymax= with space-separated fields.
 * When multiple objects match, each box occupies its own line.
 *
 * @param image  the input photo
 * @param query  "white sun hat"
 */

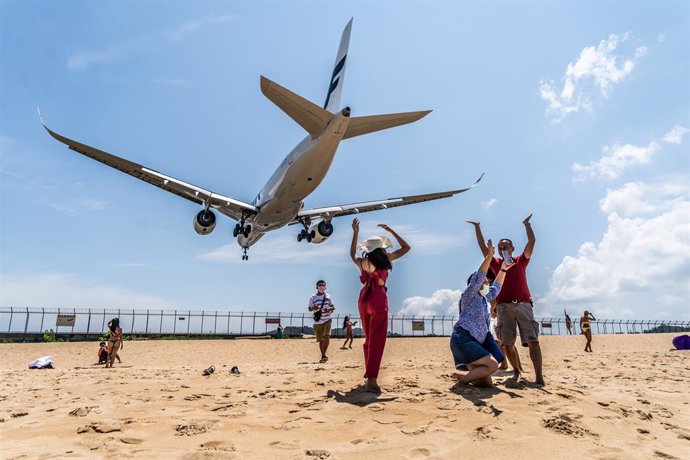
xmin=358 ymin=235 xmax=393 ymax=253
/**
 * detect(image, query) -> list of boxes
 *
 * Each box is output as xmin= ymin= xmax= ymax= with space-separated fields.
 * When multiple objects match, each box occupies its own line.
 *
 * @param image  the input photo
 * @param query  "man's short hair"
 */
xmin=499 ymin=238 xmax=513 ymax=246
xmin=316 ymin=279 xmax=326 ymax=287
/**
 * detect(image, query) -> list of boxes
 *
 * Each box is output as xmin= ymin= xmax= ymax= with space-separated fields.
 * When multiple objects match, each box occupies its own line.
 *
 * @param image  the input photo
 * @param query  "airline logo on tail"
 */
xmin=324 ymin=55 xmax=346 ymax=110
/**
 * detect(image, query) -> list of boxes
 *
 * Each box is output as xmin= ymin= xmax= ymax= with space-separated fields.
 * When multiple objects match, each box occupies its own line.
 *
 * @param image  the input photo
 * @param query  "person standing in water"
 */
xmin=350 ymin=218 xmax=410 ymax=394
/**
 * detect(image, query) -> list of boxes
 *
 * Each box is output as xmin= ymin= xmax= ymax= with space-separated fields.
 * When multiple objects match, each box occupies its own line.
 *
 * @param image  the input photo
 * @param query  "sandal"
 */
xmin=202 ymin=365 xmax=215 ymax=376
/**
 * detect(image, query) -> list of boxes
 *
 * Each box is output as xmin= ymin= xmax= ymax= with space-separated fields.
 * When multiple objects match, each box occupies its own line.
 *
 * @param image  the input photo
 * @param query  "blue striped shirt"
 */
xmin=455 ymin=271 xmax=502 ymax=343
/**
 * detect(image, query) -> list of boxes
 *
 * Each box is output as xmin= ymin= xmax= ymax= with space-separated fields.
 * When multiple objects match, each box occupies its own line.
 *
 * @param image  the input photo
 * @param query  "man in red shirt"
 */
xmin=467 ymin=214 xmax=543 ymax=385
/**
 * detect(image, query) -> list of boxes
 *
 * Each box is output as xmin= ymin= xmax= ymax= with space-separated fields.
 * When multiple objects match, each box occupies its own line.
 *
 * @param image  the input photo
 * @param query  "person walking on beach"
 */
xmin=308 ymin=280 xmax=336 ymax=363
xmin=580 ymin=310 xmax=596 ymax=352
xmin=341 ymin=315 xmax=358 ymax=349
xmin=565 ymin=310 xmax=573 ymax=335
xmin=451 ymin=239 xmax=514 ymax=386
xmin=350 ymin=218 xmax=410 ymax=394
xmin=105 ymin=318 xmax=123 ymax=368
xmin=467 ymin=214 xmax=544 ymax=385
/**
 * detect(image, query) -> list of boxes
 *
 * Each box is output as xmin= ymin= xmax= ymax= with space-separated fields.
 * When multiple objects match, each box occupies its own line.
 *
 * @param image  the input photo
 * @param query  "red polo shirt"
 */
xmin=490 ymin=254 xmax=532 ymax=304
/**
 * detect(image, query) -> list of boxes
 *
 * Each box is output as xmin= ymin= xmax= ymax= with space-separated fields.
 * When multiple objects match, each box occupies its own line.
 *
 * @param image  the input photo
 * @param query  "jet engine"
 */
xmin=308 ymin=220 xmax=334 ymax=244
xmin=194 ymin=209 xmax=216 ymax=235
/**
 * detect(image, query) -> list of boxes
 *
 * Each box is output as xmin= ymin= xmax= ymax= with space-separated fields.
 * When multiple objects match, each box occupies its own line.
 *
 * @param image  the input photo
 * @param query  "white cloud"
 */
xmin=657 ymin=34 xmax=666 ymax=43
xmin=662 ymin=125 xmax=690 ymax=144
xmin=482 ymin=198 xmax=497 ymax=209
xmin=36 ymin=197 xmax=108 ymax=216
xmin=540 ymin=33 xmax=646 ymax=122
xmin=167 ymin=15 xmax=238 ymax=40
xmin=0 ymin=273 xmax=176 ymax=309
xmin=599 ymin=181 xmax=688 ymax=216
xmin=68 ymin=14 xmax=238 ymax=71
xmin=572 ymin=141 xmax=660 ymax=181
xmin=398 ymin=289 xmax=460 ymax=317
xmin=572 ymin=124 xmax=688 ymax=182
xmin=540 ymin=179 xmax=690 ymax=319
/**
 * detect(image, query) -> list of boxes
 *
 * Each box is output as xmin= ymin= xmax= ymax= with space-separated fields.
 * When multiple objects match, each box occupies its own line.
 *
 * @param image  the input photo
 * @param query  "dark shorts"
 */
xmin=497 ymin=301 xmax=539 ymax=347
xmin=450 ymin=328 xmax=504 ymax=369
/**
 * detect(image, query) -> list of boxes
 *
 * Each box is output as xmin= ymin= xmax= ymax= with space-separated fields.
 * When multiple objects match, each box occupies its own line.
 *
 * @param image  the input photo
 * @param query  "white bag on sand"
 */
xmin=28 ymin=356 xmax=54 ymax=369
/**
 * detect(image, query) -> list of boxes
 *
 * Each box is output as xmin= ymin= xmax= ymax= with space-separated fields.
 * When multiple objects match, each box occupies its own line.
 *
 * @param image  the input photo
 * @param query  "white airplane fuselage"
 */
xmin=237 ymin=111 xmax=350 ymax=247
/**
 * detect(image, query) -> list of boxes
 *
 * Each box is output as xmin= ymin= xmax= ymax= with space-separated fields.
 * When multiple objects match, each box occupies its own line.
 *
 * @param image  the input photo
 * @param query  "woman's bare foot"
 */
xmin=451 ymin=372 xmax=464 ymax=380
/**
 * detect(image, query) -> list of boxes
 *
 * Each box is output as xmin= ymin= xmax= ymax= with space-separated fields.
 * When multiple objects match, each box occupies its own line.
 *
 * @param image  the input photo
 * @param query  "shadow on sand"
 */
xmin=327 ymin=386 xmax=398 ymax=407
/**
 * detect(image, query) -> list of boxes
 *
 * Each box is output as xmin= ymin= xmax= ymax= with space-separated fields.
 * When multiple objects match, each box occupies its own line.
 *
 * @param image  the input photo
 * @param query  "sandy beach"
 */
xmin=1 ymin=333 xmax=688 ymax=459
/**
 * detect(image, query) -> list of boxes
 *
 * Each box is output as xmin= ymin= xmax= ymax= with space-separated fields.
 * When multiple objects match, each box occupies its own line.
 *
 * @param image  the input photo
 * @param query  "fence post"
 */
xmin=55 ymin=307 xmax=60 ymax=335
xmin=214 ymin=310 xmax=218 ymax=335
xmin=86 ymin=309 xmax=92 ymax=335
xmin=24 ymin=307 xmax=30 ymax=334
xmin=101 ymin=309 xmax=106 ymax=334
xmin=40 ymin=308 xmax=45 ymax=333
xmin=252 ymin=312 xmax=256 ymax=335
xmin=201 ymin=311 xmax=205 ymax=335
xmin=130 ymin=309 xmax=135 ymax=335
xmin=145 ymin=310 xmax=150 ymax=335
xmin=301 ymin=313 xmax=304 ymax=335
xmin=187 ymin=310 xmax=191 ymax=335
xmin=173 ymin=310 xmax=177 ymax=334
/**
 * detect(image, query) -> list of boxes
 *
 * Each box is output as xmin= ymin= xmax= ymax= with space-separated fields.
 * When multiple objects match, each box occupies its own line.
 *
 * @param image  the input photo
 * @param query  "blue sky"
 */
xmin=1 ymin=1 xmax=688 ymax=321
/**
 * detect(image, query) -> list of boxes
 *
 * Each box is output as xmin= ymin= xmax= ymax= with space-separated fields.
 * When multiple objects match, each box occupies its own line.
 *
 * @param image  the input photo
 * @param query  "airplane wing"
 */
xmin=292 ymin=173 xmax=484 ymax=224
xmin=39 ymin=111 xmax=257 ymax=221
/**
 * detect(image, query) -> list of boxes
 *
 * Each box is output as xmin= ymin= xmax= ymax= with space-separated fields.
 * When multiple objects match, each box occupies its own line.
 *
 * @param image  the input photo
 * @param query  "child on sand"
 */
xmin=97 ymin=341 xmax=108 ymax=364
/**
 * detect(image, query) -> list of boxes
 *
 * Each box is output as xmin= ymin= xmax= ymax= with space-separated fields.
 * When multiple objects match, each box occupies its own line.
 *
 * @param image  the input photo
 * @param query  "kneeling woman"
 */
xmin=451 ymin=240 xmax=514 ymax=386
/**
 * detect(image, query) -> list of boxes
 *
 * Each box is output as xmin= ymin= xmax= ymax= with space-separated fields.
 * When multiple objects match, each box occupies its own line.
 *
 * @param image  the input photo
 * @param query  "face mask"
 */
xmin=479 ymin=284 xmax=490 ymax=297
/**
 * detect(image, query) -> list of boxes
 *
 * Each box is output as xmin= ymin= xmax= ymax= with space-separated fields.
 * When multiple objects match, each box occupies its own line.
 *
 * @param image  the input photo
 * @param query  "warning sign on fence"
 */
xmin=56 ymin=314 xmax=76 ymax=327
xmin=412 ymin=320 xmax=425 ymax=331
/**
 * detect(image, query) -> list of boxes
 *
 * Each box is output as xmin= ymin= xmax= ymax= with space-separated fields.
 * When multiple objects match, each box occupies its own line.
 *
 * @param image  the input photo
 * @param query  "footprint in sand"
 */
xmin=407 ymin=447 xmax=431 ymax=458
xmin=542 ymin=415 xmax=597 ymax=438
xmin=475 ymin=425 xmax=495 ymax=440
xmin=401 ymin=425 xmax=428 ymax=435
xmin=305 ymin=449 xmax=332 ymax=459
xmin=272 ymin=417 xmax=312 ymax=431
xmin=200 ymin=440 xmax=235 ymax=452
xmin=120 ymin=437 xmax=144 ymax=445
xmin=175 ymin=420 xmax=220 ymax=436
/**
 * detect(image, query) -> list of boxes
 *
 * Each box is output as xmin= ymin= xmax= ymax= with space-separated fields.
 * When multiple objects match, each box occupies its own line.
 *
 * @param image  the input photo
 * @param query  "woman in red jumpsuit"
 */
xmin=350 ymin=218 xmax=410 ymax=393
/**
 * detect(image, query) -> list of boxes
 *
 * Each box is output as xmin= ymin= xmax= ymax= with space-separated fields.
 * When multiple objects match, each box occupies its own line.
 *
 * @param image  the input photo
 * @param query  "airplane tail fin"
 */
xmin=343 ymin=110 xmax=432 ymax=140
xmin=260 ymin=76 xmax=332 ymax=138
xmin=323 ymin=18 xmax=352 ymax=112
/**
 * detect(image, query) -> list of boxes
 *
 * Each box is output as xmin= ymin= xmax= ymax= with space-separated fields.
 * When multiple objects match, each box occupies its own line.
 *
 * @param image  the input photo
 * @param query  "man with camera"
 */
xmin=308 ymin=280 xmax=336 ymax=363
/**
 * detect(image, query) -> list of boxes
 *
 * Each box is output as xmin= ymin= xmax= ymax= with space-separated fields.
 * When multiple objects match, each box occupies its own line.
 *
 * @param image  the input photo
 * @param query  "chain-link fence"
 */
xmin=1 ymin=307 xmax=688 ymax=340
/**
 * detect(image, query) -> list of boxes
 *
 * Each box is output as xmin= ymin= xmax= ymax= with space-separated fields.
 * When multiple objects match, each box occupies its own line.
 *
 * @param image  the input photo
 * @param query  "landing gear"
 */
xmin=241 ymin=247 xmax=249 ymax=261
xmin=296 ymin=217 xmax=315 ymax=243
xmin=233 ymin=223 xmax=251 ymax=238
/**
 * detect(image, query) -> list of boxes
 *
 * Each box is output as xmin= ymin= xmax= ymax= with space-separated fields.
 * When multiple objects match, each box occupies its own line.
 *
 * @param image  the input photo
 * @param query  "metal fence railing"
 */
xmin=0 ymin=307 xmax=688 ymax=339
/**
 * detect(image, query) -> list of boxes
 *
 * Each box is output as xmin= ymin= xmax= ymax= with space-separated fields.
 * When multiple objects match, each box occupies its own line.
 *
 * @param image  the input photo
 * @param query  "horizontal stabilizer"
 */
xmin=342 ymin=110 xmax=431 ymax=140
xmin=260 ymin=76 xmax=332 ymax=138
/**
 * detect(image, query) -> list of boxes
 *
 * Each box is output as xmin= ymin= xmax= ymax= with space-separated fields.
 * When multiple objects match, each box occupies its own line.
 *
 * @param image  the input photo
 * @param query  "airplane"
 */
xmin=40 ymin=18 xmax=482 ymax=261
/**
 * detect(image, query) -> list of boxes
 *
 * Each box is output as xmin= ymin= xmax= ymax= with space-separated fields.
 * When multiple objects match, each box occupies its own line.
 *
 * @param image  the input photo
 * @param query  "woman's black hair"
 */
xmin=342 ymin=315 xmax=350 ymax=330
xmin=365 ymin=248 xmax=392 ymax=271
xmin=466 ymin=269 xmax=496 ymax=286
xmin=108 ymin=317 xmax=120 ymax=333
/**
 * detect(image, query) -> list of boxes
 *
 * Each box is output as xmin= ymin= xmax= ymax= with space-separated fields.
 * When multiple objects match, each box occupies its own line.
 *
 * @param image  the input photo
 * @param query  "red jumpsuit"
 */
xmin=358 ymin=268 xmax=389 ymax=379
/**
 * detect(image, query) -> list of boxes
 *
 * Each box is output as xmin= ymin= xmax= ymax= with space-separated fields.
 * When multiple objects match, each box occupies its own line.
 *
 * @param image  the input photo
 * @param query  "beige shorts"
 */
xmin=497 ymin=301 xmax=539 ymax=347
xmin=313 ymin=319 xmax=332 ymax=342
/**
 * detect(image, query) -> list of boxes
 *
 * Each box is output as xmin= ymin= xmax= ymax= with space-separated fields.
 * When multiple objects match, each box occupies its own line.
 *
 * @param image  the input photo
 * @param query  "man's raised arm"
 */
xmin=523 ymin=213 xmax=535 ymax=259
xmin=467 ymin=221 xmax=489 ymax=257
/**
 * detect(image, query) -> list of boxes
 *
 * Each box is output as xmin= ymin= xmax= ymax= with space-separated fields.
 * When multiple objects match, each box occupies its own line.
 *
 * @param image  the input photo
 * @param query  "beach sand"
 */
xmin=1 ymin=333 xmax=688 ymax=459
